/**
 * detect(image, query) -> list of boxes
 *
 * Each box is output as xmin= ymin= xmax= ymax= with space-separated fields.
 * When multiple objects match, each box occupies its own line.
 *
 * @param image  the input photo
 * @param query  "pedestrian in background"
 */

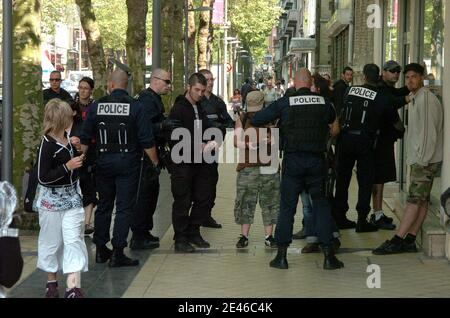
xmin=233 ymin=91 xmax=280 ymax=249
xmin=70 ymin=77 xmax=98 ymax=236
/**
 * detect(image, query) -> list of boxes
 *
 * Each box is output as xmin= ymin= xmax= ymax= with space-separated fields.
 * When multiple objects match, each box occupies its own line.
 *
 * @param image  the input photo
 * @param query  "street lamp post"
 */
xmin=2 ymin=0 xmax=13 ymax=182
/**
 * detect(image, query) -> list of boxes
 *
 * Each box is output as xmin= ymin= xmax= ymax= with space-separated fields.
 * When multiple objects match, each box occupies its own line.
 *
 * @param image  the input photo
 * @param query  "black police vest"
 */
xmin=95 ymin=94 xmax=138 ymax=154
xmin=341 ymin=86 xmax=378 ymax=134
xmin=202 ymin=95 xmax=222 ymax=123
xmin=282 ymin=94 xmax=330 ymax=153
xmin=135 ymin=88 xmax=165 ymax=124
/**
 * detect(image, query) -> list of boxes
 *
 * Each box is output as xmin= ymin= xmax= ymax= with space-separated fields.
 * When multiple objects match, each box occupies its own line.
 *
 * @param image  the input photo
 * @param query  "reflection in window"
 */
xmin=422 ymin=0 xmax=445 ymax=100
xmin=385 ymin=0 xmax=399 ymax=62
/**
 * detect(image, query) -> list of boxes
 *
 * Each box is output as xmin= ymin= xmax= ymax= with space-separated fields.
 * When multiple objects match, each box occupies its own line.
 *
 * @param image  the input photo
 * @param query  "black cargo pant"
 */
xmin=171 ymin=163 xmax=211 ymax=242
xmin=333 ymin=133 xmax=376 ymax=221
xmin=206 ymin=162 xmax=219 ymax=218
xmin=131 ymin=156 xmax=160 ymax=239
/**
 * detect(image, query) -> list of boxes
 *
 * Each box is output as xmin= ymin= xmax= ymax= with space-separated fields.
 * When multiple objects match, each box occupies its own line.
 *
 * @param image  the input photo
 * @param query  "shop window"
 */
xmin=422 ymin=0 xmax=445 ymax=101
xmin=384 ymin=0 xmax=399 ymax=62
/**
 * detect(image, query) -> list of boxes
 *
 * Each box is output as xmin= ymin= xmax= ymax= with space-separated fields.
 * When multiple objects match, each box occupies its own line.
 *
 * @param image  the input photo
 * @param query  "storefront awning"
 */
xmin=326 ymin=9 xmax=351 ymax=37
xmin=287 ymin=37 xmax=316 ymax=54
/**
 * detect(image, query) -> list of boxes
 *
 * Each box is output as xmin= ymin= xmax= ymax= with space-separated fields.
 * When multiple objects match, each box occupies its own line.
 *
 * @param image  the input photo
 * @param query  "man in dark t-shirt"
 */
xmin=43 ymin=70 xmax=74 ymax=106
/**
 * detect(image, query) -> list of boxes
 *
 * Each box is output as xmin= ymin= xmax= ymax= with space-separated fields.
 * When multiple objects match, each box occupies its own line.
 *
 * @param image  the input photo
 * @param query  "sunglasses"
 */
xmin=388 ymin=68 xmax=401 ymax=74
xmin=50 ymin=78 xmax=62 ymax=82
xmin=154 ymin=76 xmax=172 ymax=85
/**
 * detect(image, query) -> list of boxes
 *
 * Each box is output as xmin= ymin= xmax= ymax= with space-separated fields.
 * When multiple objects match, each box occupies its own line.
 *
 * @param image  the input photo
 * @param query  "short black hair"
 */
xmin=313 ymin=73 xmax=331 ymax=99
xmin=342 ymin=66 xmax=353 ymax=74
xmin=188 ymin=73 xmax=207 ymax=87
xmin=79 ymin=77 xmax=95 ymax=89
xmin=363 ymin=64 xmax=380 ymax=83
xmin=404 ymin=63 xmax=425 ymax=75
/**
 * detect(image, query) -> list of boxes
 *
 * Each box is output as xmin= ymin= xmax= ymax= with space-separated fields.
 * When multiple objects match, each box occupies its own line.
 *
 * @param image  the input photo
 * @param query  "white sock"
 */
xmin=374 ymin=210 xmax=384 ymax=221
xmin=66 ymin=272 xmax=81 ymax=289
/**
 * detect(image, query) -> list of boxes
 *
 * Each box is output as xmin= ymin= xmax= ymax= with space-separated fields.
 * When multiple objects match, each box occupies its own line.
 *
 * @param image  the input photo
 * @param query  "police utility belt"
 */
xmin=96 ymin=102 xmax=136 ymax=154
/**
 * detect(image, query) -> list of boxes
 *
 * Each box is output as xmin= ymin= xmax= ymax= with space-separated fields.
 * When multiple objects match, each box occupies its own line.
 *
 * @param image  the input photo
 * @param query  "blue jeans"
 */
xmin=302 ymin=192 xmax=340 ymax=243
xmin=275 ymin=152 xmax=335 ymax=247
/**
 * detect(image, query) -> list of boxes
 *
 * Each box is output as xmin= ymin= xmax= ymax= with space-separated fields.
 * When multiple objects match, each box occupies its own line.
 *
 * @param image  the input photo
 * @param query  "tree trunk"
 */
xmin=187 ymin=0 xmax=197 ymax=75
xmin=172 ymin=0 xmax=185 ymax=98
xmin=161 ymin=0 xmax=174 ymax=74
xmin=12 ymin=1 xmax=42 ymax=193
xmin=206 ymin=3 xmax=215 ymax=69
xmin=12 ymin=1 xmax=42 ymax=228
xmin=160 ymin=0 xmax=174 ymax=109
xmin=75 ymin=0 xmax=107 ymax=98
xmin=197 ymin=0 xmax=213 ymax=70
xmin=126 ymin=0 xmax=148 ymax=95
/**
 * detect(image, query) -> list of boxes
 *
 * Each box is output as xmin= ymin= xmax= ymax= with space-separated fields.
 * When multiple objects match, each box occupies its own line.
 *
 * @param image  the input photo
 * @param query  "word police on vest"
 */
xmin=97 ymin=103 xmax=130 ymax=116
xmin=289 ymin=96 xmax=326 ymax=106
xmin=348 ymin=87 xmax=378 ymax=100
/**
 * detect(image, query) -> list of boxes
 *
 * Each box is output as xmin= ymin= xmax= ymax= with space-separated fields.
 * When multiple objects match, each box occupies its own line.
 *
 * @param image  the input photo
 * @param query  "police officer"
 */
xmin=130 ymin=69 xmax=181 ymax=250
xmin=81 ymin=69 xmax=159 ymax=267
xmin=370 ymin=61 xmax=410 ymax=230
xmin=333 ymin=64 xmax=397 ymax=233
xmin=169 ymin=73 xmax=218 ymax=253
xmin=252 ymin=69 xmax=343 ymax=270
xmin=198 ymin=69 xmax=234 ymax=229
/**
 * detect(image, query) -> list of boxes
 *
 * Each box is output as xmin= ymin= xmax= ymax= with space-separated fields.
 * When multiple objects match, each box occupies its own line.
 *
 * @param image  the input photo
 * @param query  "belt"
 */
xmin=347 ymin=130 xmax=363 ymax=135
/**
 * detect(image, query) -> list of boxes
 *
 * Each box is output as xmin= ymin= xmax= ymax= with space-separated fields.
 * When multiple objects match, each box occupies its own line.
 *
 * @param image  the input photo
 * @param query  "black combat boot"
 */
xmin=269 ymin=246 xmax=288 ymax=269
xmin=109 ymin=248 xmax=139 ymax=267
xmin=96 ymin=245 xmax=112 ymax=263
xmin=322 ymin=245 xmax=344 ymax=270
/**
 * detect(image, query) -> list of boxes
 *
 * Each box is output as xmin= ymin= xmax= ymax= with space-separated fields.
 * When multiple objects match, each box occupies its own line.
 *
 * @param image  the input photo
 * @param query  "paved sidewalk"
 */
xmin=8 ymin=161 xmax=450 ymax=298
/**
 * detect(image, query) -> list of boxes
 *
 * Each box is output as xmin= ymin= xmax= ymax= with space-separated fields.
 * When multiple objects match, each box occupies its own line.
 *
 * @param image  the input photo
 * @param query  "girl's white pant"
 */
xmin=37 ymin=207 xmax=88 ymax=274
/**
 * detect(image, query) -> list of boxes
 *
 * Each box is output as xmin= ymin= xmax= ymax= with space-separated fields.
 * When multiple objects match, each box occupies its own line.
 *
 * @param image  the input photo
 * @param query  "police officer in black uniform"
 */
xmin=81 ymin=69 xmax=159 ymax=267
xmin=130 ymin=68 xmax=182 ymax=250
xmin=333 ymin=64 xmax=397 ymax=233
xmin=252 ymin=69 xmax=343 ymax=270
xmin=198 ymin=69 xmax=234 ymax=229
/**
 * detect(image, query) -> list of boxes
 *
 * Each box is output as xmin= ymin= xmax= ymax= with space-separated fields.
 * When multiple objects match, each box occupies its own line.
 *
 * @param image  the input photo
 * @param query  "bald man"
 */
xmin=130 ymin=69 xmax=182 ymax=250
xmin=251 ymin=68 xmax=344 ymax=270
xmin=81 ymin=69 xmax=159 ymax=267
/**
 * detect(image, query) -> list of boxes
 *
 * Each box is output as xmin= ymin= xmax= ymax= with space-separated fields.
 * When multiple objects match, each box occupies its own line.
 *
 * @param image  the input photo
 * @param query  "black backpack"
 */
xmin=23 ymin=148 xmax=40 ymax=213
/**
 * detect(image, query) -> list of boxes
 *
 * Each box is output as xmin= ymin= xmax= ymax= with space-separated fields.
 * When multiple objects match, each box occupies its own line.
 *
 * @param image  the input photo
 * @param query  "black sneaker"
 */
xmin=175 ymin=241 xmax=196 ymax=253
xmin=236 ymin=235 xmax=249 ymax=248
xmin=145 ymin=232 xmax=160 ymax=242
xmin=355 ymin=219 xmax=379 ymax=233
xmin=202 ymin=216 xmax=222 ymax=229
xmin=264 ymin=235 xmax=277 ymax=248
xmin=370 ymin=214 xmax=396 ymax=230
xmin=402 ymin=241 xmax=418 ymax=253
xmin=129 ymin=238 xmax=160 ymax=250
xmin=372 ymin=240 xmax=403 ymax=255
xmin=336 ymin=217 xmax=357 ymax=230
xmin=292 ymin=228 xmax=306 ymax=240
xmin=188 ymin=235 xmax=211 ymax=248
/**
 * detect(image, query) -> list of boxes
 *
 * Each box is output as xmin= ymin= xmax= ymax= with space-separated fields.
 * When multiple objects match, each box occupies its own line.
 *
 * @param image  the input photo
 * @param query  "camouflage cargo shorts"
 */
xmin=407 ymin=162 xmax=441 ymax=204
xmin=234 ymin=167 xmax=280 ymax=226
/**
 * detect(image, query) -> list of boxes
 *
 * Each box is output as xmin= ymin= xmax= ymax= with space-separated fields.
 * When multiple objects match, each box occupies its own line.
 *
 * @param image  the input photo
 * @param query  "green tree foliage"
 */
xmin=41 ymin=0 xmax=153 ymax=56
xmin=228 ymin=0 xmax=281 ymax=63
xmin=41 ymin=0 xmax=79 ymax=35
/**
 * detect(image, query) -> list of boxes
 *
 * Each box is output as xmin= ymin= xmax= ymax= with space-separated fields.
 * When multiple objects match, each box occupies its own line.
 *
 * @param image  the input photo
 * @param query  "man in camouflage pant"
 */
xmin=373 ymin=63 xmax=443 ymax=255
